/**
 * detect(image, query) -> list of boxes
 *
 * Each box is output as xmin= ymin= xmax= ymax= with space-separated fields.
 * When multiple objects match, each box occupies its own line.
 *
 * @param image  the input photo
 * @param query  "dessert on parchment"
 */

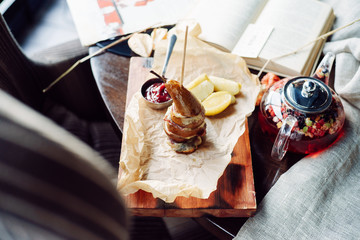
xmin=163 ymin=79 xmax=206 ymax=153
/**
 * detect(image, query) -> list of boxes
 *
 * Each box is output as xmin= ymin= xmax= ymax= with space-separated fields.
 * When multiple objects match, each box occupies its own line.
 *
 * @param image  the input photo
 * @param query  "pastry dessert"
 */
xmin=164 ymin=79 xmax=206 ymax=153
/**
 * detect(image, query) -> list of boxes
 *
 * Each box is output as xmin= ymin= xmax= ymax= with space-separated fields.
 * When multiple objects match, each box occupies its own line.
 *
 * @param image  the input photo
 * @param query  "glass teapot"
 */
xmin=258 ymin=52 xmax=345 ymax=161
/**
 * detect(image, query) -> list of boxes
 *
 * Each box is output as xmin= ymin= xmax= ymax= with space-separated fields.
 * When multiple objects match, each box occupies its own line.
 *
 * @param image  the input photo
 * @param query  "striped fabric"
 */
xmin=0 ymin=90 xmax=129 ymax=240
xmin=43 ymin=102 xmax=122 ymax=168
xmin=0 ymin=12 xmax=122 ymax=170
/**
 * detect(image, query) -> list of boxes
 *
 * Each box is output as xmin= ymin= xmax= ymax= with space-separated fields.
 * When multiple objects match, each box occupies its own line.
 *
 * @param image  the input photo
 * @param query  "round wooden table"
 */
xmin=89 ymin=46 xmax=305 ymax=239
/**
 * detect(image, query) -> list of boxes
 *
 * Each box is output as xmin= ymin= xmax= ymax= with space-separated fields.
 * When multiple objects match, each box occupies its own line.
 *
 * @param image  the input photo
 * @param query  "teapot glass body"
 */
xmin=258 ymin=77 xmax=345 ymax=157
xmin=258 ymin=52 xmax=345 ymax=161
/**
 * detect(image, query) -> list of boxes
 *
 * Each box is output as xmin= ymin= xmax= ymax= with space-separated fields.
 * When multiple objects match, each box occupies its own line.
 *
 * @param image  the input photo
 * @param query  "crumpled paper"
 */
xmin=117 ymin=33 xmax=260 ymax=203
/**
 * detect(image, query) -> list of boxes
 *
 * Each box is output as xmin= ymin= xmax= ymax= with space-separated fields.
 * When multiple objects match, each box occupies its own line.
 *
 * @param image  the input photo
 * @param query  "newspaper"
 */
xmin=66 ymin=0 xmax=198 ymax=46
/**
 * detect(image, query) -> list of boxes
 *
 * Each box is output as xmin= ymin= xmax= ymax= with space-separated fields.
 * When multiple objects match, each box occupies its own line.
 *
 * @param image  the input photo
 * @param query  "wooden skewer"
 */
xmin=256 ymin=17 xmax=360 ymax=78
xmin=42 ymin=34 xmax=133 ymax=93
xmin=42 ymin=24 xmax=160 ymax=93
xmin=180 ymin=26 xmax=188 ymax=86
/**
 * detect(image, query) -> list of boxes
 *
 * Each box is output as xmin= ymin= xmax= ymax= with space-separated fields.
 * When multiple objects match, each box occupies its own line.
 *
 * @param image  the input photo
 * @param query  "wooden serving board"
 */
xmin=119 ymin=57 xmax=256 ymax=217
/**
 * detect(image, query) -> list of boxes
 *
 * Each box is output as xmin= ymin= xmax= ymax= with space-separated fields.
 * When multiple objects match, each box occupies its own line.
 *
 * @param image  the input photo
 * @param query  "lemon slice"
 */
xmin=189 ymin=79 xmax=214 ymax=101
xmin=202 ymin=91 xmax=233 ymax=116
xmin=186 ymin=73 xmax=210 ymax=90
xmin=208 ymin=76 xmax=242 ymax=95
xmin=230 ymin=94 xmax=236 ymax=104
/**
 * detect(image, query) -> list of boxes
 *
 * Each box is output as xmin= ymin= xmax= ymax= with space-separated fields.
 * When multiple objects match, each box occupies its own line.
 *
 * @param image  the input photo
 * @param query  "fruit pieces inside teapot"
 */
xmin=257 ymin=52 xmax=345 ymax=161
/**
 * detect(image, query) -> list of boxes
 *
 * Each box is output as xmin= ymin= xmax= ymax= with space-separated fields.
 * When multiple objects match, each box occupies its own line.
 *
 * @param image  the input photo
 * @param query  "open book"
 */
xmin=67 ymin=0 xmax=334 ymax=77
xmin=66 ymin=0 xmax=197 ymax=46
xmin=188 ymin=0 xmax=335 ymax=77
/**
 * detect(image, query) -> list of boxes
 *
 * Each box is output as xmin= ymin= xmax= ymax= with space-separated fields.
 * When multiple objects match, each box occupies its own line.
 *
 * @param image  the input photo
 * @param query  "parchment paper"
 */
xmin=117 ymin=33 xmax=260 ymax=203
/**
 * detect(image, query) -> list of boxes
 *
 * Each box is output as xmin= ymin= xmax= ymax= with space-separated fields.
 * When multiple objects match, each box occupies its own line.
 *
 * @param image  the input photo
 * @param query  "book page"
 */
xmin=248 ymin=0 xmax=333 ymax=76
xmin=67 ymin=0 xmax=112 ymax=46
xmin=121 ymin=0 xmax=198 ymax=33
xmin=67 ymin=0 xmax=199 ymax=46
xmin=232 ymin=24 xmax=274 ymax=58
xmin=187 ymin=0 xmax=267 ymax=52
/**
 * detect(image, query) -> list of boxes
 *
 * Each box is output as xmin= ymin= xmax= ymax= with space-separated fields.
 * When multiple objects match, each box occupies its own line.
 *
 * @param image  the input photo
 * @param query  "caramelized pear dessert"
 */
xmin=163 ymin=79 xmax=206 ymax=153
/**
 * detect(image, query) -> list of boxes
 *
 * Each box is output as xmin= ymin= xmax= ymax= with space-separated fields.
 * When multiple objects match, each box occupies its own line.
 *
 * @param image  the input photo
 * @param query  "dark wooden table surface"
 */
xmin=89 ymin=46 xmax=305 ymax=239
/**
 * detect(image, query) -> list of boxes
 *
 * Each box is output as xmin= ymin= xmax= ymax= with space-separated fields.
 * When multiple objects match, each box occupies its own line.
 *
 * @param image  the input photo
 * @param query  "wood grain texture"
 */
xmin=90 ymin=47 xmax=130 ymax=133
xmin=122 ymin=57 xmax=256 ymax=217
xmin=89 ymin=48 xmax=306 ymax=235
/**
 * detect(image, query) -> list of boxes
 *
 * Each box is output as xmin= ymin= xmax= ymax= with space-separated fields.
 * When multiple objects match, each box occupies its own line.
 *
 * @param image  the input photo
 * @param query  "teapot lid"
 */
xmin=283 ymin=77 xmax=332 ymax=113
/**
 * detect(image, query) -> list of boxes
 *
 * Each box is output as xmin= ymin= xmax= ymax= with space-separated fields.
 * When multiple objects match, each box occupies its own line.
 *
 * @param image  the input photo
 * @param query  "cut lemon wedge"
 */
xmin=189 ymin=79 xmax=214 ymax=101
xmin=230 ymin=94 xmax=236 ymax=104
xmin=186 ymin=73 xmax=210 ymax=90
xmin=208 ymin=76 xmax=242 ymax=95
xmin=202 ymin=91 xmax=233 ymax=116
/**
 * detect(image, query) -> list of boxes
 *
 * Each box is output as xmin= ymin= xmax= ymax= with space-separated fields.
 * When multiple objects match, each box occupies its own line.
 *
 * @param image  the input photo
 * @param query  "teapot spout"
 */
xmin=312 ymin=52 xmax=335 ymax=85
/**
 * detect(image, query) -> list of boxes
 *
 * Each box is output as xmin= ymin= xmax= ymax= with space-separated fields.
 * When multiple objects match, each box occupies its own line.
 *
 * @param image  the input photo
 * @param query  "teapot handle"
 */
xmin=312 ymin=52 xmax=335 ymax=85
xmin=271 ymin=116 xmax=297 ymax=161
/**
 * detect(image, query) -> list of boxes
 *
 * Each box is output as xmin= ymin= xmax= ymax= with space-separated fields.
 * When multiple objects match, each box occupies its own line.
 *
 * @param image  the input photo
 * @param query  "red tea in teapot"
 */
xmin=258 ymin=79 xmax=345 ymax=155
xmin=258 ymin=52 xmax=345 ymax=160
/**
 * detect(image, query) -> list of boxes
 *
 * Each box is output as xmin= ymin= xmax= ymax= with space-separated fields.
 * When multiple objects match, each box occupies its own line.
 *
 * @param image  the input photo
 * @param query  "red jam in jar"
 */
xmin=145 ymin=82 xmax=171 ymax=103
